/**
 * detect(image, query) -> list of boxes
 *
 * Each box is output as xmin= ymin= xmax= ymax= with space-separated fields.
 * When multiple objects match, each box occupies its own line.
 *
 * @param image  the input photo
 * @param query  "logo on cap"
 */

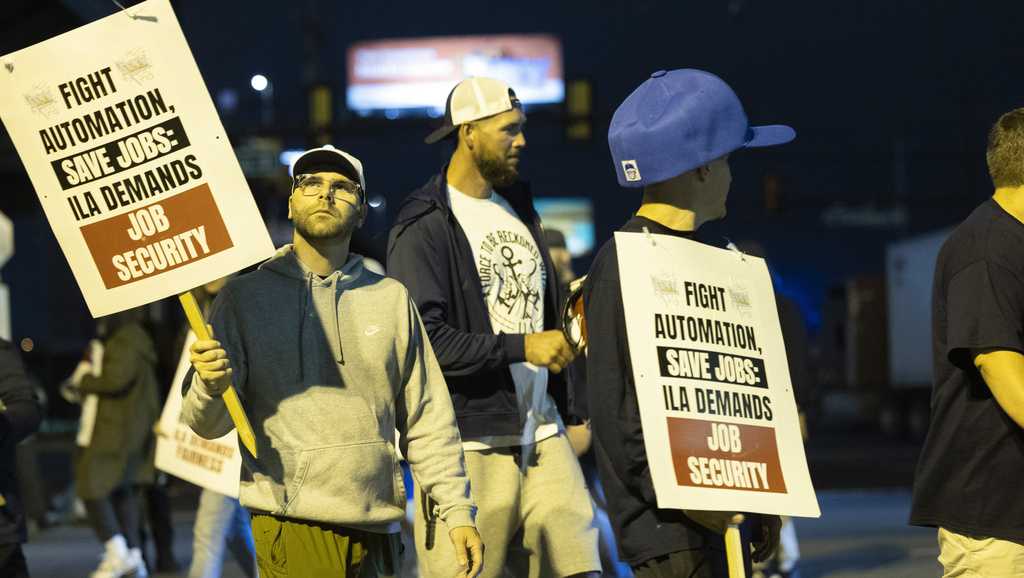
xmin=622 ymin=160 xmax=641 ymax=182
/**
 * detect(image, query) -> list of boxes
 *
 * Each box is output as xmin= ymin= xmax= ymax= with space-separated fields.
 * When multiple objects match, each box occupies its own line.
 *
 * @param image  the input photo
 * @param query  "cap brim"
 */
xmin=744 ymin=124 xmax=796 ymax=148
xmin=292 ymin=150 xmax=360 ymax=183
xmin=424 ymin=124 xmax=457 ymax=144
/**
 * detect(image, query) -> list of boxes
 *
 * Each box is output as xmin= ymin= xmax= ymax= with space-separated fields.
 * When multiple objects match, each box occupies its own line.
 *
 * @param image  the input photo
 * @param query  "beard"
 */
xmin=292 ymin=204 xmax=360 ymax=241
xmin=474 ymin=147 xmax=519 ymax=188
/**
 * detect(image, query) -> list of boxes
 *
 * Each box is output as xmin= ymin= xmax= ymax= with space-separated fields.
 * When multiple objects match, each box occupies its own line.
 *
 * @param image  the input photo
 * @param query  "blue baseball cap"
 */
xmin=608 ymin=69 xmax=795 ymax=188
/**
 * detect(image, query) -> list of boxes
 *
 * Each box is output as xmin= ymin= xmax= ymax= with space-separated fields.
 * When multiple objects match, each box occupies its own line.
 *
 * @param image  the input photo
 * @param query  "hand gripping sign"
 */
xmin=0 ymin=0 xmax=272 ymax=457
xmin=156 ymin=333 xmax=242 ymax=497
xmin=614 ymin=231 xmax=820 ymax=577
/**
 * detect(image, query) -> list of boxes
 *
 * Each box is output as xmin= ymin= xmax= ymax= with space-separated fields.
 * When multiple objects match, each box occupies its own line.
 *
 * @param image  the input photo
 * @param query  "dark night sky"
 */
xmin=1 ymin=0 xmax=1022 ymax=366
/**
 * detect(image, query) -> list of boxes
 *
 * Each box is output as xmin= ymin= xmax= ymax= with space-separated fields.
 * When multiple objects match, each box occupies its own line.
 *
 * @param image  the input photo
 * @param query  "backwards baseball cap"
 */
xmin=608 ymin=69 xmax=795 ymax=188
xmin=424 ymin=77 xmax=522 ymax=144
xmin=289 ymin=145 xmax=366 ymax=193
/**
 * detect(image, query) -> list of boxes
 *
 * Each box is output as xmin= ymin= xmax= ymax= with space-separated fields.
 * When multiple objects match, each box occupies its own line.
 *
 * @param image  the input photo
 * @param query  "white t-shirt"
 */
xmin=448 ymin=184 xmax=562 ymax=449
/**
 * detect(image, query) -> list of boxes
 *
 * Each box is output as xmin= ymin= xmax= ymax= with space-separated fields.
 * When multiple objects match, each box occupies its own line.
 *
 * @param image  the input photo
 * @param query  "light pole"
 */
xmin=251 ymin=74 xmax=274 ymax=126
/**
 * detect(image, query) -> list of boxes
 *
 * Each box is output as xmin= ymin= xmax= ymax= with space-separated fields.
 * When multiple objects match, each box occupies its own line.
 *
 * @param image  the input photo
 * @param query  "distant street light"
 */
xmin=250 ymin=74 xmax=274 ymax=125
xmin=250 ymin=74 xmax=269 ymax=92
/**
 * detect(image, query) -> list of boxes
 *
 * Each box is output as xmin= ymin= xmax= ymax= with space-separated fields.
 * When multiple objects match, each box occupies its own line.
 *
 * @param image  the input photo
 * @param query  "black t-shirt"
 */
xmin=584 ymin=216 xmax=739 ymax=567
xmin=910 ymin=198 xmax=1024 ymax=541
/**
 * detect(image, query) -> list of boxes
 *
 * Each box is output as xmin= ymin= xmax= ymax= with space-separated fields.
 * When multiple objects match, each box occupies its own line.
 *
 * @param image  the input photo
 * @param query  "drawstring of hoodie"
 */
xmin=272 ymin=248 xmax=356 ymax=379
xmin=298 ymin=274 xmax=309 ymax=383
xmin=302 ymin=270 xmax=346 ymax=368
xmin=331 ymin=274 xmax=345 ymax=365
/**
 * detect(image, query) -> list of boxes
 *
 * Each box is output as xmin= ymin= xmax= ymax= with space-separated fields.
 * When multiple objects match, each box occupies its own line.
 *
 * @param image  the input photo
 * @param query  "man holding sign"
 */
xmin=181 ymin=146 xmax=482 ymax=577
xmin=583 ymin=70 xmax=794 ymax=577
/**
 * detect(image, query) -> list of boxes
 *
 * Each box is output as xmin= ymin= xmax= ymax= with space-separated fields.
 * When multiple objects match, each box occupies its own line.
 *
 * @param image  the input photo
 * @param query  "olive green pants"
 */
xmin=251 ymin=513 xmax=400 ymax=578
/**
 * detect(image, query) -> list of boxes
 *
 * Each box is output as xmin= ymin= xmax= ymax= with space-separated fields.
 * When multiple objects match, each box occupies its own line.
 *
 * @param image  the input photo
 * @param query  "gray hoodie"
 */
xmin=181 ymin=245 xmax=474 ymax=532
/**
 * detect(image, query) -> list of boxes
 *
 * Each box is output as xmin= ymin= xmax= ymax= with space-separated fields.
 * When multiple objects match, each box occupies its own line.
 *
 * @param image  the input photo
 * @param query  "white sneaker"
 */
xmin=128 ymin=548 xmax=149 ymax=578
xmin=90 ymin=535 xmax=134 ymax=578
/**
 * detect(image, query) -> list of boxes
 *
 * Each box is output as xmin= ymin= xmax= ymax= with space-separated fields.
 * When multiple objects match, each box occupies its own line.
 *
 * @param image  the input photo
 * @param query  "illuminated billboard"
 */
xmin=347 ymin=34 xmax=564 ymax=117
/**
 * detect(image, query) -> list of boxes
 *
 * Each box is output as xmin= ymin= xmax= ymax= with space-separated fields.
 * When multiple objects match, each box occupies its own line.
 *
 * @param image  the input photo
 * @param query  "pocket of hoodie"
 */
xmin=283 ymin=440 xmax=402 ymax=523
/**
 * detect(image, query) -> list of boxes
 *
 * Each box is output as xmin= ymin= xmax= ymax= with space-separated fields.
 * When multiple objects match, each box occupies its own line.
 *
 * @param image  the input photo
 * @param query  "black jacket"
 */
xmin=583 ymin=217 xmax=710 ymax=565
xmin=387 ymin=169 xmax=568 ymax=438
xmin=0 ymin=340 xmax=42 ymax=544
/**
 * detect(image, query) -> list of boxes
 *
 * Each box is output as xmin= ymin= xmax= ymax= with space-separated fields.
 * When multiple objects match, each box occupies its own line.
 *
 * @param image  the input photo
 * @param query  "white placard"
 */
xmin=616 ymin=232 xmax=819 ymax=517
xmin=0 ymin=0 xmax=273 ymax=317
xmin=155 ymin=333 xmax=240 ymax=497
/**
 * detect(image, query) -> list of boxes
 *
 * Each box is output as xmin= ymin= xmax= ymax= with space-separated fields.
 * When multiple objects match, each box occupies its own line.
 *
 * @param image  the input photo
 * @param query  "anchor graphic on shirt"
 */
xmin=495 ymin=245 xmax=542 ymax=323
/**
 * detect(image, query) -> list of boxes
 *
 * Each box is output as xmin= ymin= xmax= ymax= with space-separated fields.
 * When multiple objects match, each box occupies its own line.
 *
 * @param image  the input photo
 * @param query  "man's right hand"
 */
xmin=524 ymin=330 xmax=575 ymax=373
xmin=449 ymin=526 xmax=484 ymax=578
xmin=189 ymin=334 xmax=233 ymax=396
xmin=683 ymin=510 xmax=745 ymax=534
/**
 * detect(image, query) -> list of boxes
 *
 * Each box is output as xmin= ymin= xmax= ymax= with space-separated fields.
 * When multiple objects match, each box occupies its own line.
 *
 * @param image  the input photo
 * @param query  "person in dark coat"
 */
xmin=66 ymin=308 xmax=161 ymax=578
xmin=388 ymin=78 xmax=600 ymax=577
xmin=0 ymin=339 xmax=43 ymax=578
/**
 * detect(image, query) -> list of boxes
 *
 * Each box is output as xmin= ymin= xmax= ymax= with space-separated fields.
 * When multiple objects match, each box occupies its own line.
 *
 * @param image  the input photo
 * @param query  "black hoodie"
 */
xmin=387 ymin=168 xmax=569 ymax=439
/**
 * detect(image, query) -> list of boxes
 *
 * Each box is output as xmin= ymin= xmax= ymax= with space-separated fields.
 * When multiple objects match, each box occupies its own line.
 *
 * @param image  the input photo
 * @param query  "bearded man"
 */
xmin=387 ymin=78 xmax=601 ymax=578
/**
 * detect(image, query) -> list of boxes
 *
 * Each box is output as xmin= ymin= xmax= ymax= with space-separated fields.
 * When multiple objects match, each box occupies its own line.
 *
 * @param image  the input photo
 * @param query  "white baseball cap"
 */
xmin=289 ymin=145 xmax=366 ymax=193
xmin=424 ymin=77 xmax=522 ymax=144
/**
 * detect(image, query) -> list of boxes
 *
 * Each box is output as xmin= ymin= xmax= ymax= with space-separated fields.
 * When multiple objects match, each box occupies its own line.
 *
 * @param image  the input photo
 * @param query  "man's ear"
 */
xmin=460 ymin=123 xmax=474 ymax=150
xmin=286 ymin=196 xmax=293 ymax=220
xmin=695 ymin=164 xmax=713 ymax=182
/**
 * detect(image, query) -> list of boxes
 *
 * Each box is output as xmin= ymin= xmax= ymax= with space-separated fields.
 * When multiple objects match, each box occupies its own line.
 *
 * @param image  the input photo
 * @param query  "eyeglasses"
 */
xmin=292 ymin=174 xmax=364 ymax=204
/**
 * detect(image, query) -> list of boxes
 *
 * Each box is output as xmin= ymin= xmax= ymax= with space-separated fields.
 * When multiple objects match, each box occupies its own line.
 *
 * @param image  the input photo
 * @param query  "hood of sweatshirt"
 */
xmin=391 ymin=166 xmax=536 ymax=238
xmin=259 ymin=244 xmax=365 ymax=371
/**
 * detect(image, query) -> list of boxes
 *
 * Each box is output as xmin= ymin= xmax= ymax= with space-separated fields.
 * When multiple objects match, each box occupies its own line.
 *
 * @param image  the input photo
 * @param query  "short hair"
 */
xmin=543 ymin=228 xmax=567 ymax=250
xmin=987 ymin=108 xmax=1024 ymax=188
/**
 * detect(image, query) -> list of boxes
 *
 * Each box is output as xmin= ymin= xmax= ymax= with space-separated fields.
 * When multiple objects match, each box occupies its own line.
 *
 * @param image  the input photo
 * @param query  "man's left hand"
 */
xmin=752 ymin=514 xmax=782 ymax=563
xmin=449 ymin=526 xmax=484 ymax=578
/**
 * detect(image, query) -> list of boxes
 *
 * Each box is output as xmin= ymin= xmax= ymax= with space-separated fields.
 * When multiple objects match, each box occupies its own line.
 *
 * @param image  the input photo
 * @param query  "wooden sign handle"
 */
xmin=725 ymin=523 xmax=745 ymax=578
xmin=179 ymin=290 xmax=258 ymax=459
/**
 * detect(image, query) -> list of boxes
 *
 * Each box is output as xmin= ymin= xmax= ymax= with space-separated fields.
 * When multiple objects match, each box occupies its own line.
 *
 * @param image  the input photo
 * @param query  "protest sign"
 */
xmin=0 ymin=0 xmax=266 ymax=456
xmin=0 ymin=0 xmax=274 ymax=317
xmin=156 ymin=332 xmax=241 ymax=498
xmin=616 ymin=232 xmax=819 ymax=517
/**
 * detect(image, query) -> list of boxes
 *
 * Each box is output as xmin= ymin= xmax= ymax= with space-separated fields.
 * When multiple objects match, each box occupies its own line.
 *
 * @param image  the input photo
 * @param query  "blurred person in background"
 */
xmin=0 ymin=339 xmax=43 ymax=578
xmin=388 ymin=77 xmax=601 ymax=578
xmin=546 ymin=228 xmax=633 ymax=578
xmin=583 ymin=69 xmax=788 ymax=577
xmin=184 ymin=276 xmax=256 ymax=578
xmin=64 ymin=307 xmax=161 ymax=578
xmin=910 ymin=108 xmax=1024 ymax=576
xmin=543 ymin=229 xmax=592 ymax=455
xmin=140 ymin=303 xmax=182 ymax=574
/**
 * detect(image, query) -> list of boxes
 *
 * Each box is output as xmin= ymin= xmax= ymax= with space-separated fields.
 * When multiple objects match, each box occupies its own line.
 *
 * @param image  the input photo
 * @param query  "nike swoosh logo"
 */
xmin=364 ymin=326 xmax=380 ymax=336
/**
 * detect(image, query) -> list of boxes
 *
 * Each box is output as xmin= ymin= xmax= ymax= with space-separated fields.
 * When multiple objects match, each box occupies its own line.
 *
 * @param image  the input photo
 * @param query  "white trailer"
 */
xmin=883 ymin=227 xmax=952 ymax=438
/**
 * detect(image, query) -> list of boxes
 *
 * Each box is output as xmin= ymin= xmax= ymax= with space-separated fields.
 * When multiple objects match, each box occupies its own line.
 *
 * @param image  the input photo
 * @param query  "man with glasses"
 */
xmin=182 ymin=146 xmax=483 ymax=578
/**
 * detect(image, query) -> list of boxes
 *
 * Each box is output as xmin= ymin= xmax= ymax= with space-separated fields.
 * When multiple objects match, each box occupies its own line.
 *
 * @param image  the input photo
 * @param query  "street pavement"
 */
xmin=23 ymin=488 xmax=940 ymax=578
xmin=794 ymin=490 xmax=939 ymax=577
